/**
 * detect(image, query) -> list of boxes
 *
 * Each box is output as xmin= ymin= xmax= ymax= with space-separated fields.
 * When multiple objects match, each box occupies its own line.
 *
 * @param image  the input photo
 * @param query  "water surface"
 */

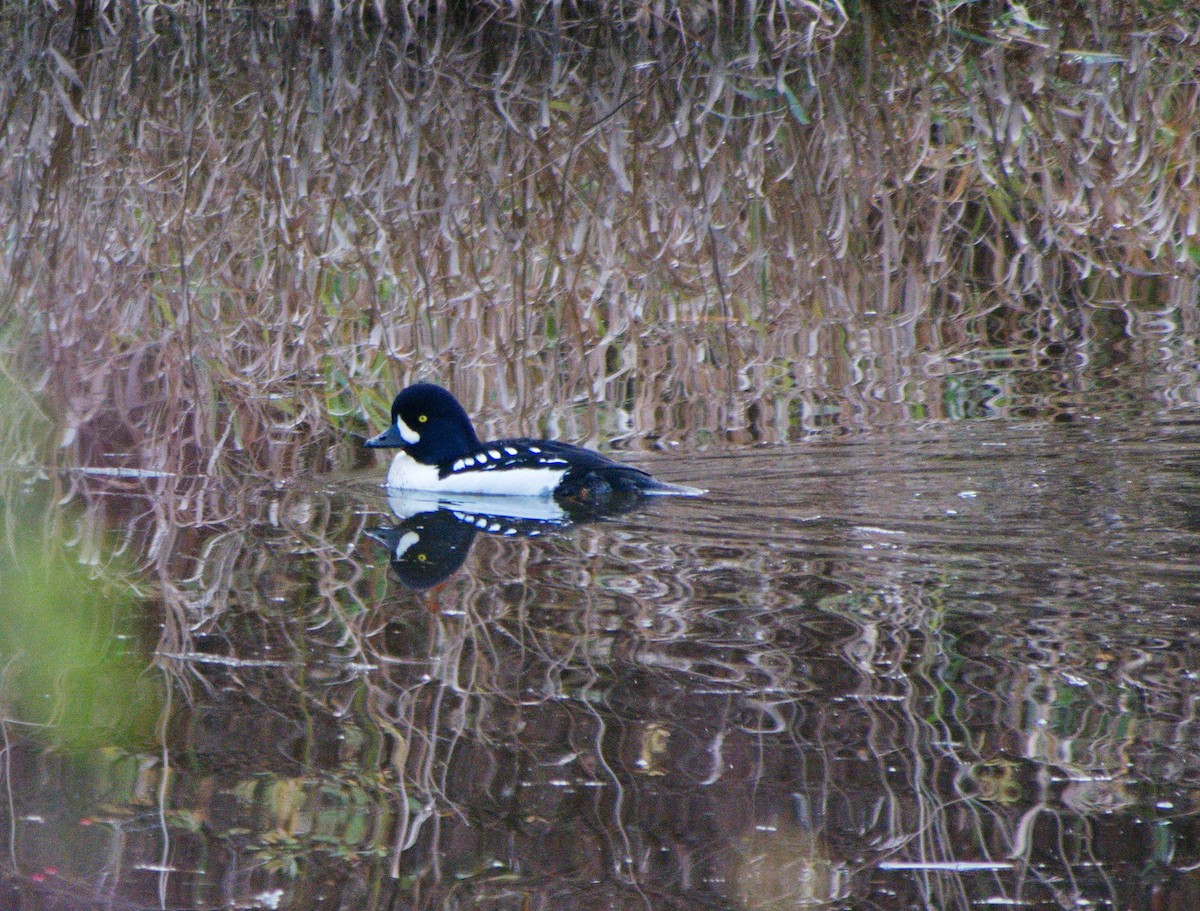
xmin=7 ymin=414 xmax=1200 ymax=910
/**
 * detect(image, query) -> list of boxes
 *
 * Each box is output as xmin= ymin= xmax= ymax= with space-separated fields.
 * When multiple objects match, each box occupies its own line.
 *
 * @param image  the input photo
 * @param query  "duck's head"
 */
xmin=364 ymin=383 xmax=481 ymax=464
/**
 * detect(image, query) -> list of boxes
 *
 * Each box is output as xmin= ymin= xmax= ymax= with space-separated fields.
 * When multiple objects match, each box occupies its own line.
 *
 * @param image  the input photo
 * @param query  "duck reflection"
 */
xmin=366 ymin=489 xmax=630 ymax=589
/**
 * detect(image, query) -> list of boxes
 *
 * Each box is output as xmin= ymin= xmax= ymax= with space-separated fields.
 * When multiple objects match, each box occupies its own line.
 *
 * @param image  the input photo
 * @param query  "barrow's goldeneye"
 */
xmin=364 ymin=383 xmax=704 ymax=503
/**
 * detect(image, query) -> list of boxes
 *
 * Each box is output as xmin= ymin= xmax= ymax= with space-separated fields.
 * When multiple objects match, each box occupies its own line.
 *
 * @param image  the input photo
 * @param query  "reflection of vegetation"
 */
xmin=0 ymin=363 xmax=52 ymax=477
xmin=233 ymin=771 xmax=394 ymax=875
xmin=3 ymin=446 xmax=1199 ymax=908
xmin=0 ymin=2 xmax=1195 ymax=484
xmin=0 ymin=369 xmax=160 ymax=750
xmin=0 ymin=507 xmax=160 ymax=749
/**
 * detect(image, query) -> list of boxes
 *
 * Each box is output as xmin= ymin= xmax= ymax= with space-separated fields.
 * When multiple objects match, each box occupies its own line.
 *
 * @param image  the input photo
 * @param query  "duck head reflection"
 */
xmin=366 ymin=489 xmax=638 ymax=590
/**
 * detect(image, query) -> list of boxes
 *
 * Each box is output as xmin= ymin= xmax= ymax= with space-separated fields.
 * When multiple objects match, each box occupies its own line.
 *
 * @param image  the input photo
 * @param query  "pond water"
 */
xmin=7 ymin=412 xmax=1200 ymax=910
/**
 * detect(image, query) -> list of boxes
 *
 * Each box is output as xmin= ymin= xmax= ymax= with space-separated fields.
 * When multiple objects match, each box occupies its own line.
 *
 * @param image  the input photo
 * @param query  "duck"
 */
xmin=363 ymin=383 xmax=705 ymax=504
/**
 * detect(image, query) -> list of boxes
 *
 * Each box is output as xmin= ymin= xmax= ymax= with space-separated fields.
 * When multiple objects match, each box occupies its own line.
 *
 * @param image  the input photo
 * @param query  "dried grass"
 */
xmin=0 ymin=1 xmax=1196 ymax=478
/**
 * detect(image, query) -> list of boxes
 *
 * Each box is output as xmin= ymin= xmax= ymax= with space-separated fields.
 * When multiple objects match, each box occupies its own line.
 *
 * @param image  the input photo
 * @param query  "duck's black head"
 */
xmin=364 ymin=383 xmax=481 ymax=464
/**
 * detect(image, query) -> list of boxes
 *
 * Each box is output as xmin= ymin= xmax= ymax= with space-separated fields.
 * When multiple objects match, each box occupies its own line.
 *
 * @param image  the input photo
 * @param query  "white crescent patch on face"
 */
xmin=392 ymin=530 xmax=420 ymax=558
xmin=397 ymin=418 xmax=421 ymax=444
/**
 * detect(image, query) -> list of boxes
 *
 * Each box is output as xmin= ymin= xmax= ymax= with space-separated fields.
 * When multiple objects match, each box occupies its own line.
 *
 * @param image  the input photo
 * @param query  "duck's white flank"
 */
xmin=385 ymin=451 xmax=566 ymax=496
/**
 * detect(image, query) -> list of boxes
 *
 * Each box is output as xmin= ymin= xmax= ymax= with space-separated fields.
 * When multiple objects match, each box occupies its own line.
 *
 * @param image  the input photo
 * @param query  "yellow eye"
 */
xmin=418 ymin=414 xmax=428 ymax=423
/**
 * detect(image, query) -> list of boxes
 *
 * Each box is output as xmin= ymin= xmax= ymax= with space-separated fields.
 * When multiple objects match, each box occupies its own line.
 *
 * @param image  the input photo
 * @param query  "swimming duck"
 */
xmin=364 ymin=383 xmax=704 ymax=503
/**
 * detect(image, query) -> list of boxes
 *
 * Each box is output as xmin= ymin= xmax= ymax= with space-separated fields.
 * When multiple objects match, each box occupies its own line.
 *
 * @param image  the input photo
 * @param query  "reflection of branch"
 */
xmin=156 ymin=652 xmax=292 ymax=668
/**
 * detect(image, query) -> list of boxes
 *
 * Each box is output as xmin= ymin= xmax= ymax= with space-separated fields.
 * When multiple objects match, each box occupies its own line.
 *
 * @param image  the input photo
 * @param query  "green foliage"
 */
xmin=0 ymin=358 xmax=53 ymax=474
xmin=0 ymin=510 xmax=161 ymax=750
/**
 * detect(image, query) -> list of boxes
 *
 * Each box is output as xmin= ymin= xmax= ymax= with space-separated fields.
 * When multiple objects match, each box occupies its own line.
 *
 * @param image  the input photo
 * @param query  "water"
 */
xmin=6 ymin=414 xmax=1200 ymax=910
